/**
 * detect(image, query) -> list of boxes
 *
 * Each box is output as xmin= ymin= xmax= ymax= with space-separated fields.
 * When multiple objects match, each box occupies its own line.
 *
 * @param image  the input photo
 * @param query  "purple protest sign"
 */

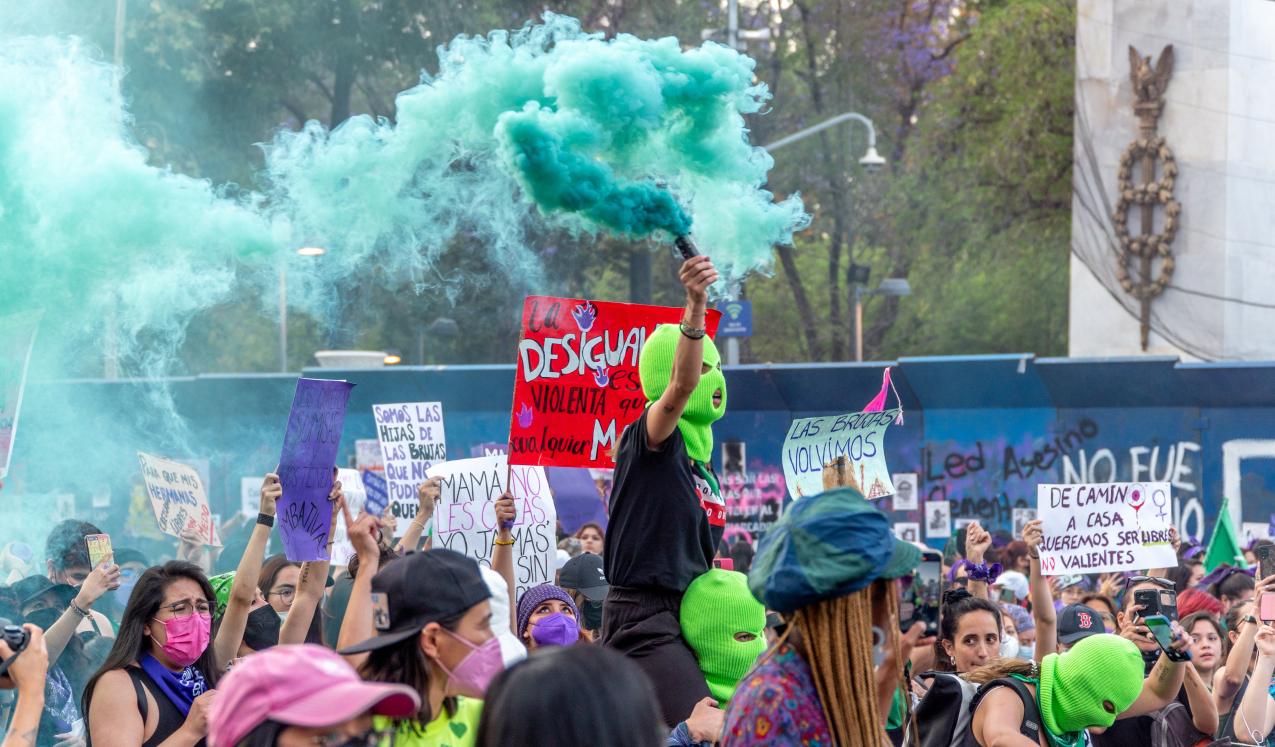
xmin=277 ymin=378 xmax=354 ymax=561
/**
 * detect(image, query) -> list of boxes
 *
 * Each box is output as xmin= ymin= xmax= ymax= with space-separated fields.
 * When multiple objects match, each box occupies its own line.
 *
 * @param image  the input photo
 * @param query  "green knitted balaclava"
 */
xmin=638 ymin=324 xmax=727 ymax=463
xmin=1038 ymin=633 xmax=1143 ymax=736
xmin=680 ymin=569 xmax=766 ymax=705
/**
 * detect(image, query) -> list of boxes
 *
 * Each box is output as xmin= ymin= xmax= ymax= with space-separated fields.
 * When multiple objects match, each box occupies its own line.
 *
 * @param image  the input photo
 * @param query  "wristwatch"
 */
xmin=1244 ymin=615 xmax=1260 ymax=627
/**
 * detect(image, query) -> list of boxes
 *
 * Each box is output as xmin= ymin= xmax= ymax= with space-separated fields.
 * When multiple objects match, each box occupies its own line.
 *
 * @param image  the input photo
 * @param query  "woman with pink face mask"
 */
xmin=84 ymin=561 xmax=221 ymax=747
xmin=337 ymin=512 xmax=501 ymax=747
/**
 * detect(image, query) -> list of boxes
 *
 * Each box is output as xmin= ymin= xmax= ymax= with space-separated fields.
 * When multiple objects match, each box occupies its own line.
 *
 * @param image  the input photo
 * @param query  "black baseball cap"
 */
xmin=558 ymin=553 xmax=609 ymax=602
xmin=1057 ymin=603 xmax=1103 ymax=644
xmin=338 ymin=549 xmax=490 ymax=655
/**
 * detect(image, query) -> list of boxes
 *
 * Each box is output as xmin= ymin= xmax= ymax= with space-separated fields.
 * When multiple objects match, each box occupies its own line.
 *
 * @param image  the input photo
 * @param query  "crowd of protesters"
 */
xmin=3 ymin=256 xmax=1275 ymax=746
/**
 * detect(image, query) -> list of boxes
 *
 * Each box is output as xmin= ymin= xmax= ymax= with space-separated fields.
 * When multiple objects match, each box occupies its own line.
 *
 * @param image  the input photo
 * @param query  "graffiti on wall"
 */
xmin=721 ymin=459 xmax=786 ymax=545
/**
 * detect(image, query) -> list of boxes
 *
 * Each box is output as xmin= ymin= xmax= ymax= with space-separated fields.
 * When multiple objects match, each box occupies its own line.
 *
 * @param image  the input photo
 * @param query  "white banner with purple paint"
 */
xmin=1038 ymin=482 xmax=1176 ymax=575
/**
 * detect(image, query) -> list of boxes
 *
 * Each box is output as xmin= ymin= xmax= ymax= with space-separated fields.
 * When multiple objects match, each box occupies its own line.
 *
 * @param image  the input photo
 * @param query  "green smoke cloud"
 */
xmin=0 ymin=15 xmax=805 ymax=537
xmin=266 ymin=13 xmax=808 ymax=285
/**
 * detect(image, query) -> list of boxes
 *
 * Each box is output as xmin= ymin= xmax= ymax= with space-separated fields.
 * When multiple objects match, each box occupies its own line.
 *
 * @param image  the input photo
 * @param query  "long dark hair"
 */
xmin=82 ymin=561 xmax=221 ymax=714
xmin=359 ymin=608 xmax=465 ymax=726
xmin=936 ymin=588 xmax=1003 ymax=672
xmin=475 ymin=646 xmax=664 ymax=747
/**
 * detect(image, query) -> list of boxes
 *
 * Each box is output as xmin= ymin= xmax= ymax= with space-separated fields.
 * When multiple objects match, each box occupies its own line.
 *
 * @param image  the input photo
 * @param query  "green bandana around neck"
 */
xmin=638 ymin=323 xmax=727 ymax=463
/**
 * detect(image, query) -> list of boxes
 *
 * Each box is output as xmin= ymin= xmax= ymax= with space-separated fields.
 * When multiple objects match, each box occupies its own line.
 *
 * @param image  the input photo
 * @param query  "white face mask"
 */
xmin=1019 ymin=641 xmax=1035 ymax=659
xmin=1000 ymin=634 xmax=1019 ymax=658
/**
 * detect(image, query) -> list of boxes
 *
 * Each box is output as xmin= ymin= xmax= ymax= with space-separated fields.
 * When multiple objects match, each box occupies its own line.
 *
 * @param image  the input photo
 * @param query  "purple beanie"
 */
xmin=516 ymin=584 xmax=579 ymax=638
xmin=1001 ymin=603 xmax=1034 ymax=633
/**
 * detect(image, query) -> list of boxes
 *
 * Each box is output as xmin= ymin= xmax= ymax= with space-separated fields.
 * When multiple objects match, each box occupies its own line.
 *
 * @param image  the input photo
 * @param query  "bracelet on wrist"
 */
xmin=678 ymin=322 xmax=706 ymax=340
xmin=493 ymin=537 xmax=515 ymax=546
xmin=69 ymin=600 xmax=92 ymax=618
xmin=257 ymin=512 xmax=275 ymax=528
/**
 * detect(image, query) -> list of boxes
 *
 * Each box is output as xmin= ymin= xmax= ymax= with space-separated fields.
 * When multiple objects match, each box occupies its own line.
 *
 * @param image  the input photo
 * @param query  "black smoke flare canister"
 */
xmin=674 ymin=234 xmax=699 ymax=260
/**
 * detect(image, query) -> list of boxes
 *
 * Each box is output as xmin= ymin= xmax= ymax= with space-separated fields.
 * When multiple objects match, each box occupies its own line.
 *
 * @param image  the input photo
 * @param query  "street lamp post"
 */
xmin=280 ymin=247 xmax=327 ymax=372
xmin=764 ymin=112 xmax=886 ymax=171
xmin=762 ymin=113 xmax=890 ymax=362
xmin=854 ymin=278 xmax=911 ymax=362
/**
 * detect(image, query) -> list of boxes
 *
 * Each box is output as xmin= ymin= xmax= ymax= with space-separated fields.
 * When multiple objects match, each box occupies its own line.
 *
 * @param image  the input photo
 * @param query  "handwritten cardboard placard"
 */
xmin=428 ymin=455 xmax=557 ymax=598
xmin=329 ymin=468 xmax=367 ymax=567
xmin=508 ymin=296 xmax=721 ymax=469
xmin=277 ymin=378 xmax=354 ymax=561
xmin=0 ymin=311 xmax=40 ymax=480
xmin=782 ymin=409 xmax=900 ymax=500
xmin=372 ymin=402 xmax=446 ymax=535
xmin=137 ymin=452 xmax=221 ymax=546
xmin=1038 ymin=482 xmax=1176 ymax=575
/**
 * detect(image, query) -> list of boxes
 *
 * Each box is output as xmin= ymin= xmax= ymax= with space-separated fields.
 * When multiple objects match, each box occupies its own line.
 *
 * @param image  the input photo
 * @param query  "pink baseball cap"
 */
xmin=209 ymin=644 xmax=420 ymax=747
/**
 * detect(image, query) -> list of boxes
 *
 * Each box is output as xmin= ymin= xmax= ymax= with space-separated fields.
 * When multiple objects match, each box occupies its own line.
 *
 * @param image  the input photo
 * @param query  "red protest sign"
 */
xmin=508 ymin=296 xmax=721 ymax=469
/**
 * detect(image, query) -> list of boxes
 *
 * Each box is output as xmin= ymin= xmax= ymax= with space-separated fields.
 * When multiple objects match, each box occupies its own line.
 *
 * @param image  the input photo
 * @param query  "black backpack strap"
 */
xmin=968 ymin=678 xmax=1041 ymax=745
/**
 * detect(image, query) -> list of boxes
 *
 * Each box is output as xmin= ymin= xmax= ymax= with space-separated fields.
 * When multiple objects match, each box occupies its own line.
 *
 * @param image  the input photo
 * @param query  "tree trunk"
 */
xmin=629 ymin=247 xmax=651 ymax=304
xmin=776 ymin=244 xmax=823 ymax=359
xmin=329 ymin=0 xmax=355 ymax=127
xmin=796 ymin=0 xmax=849 ymax=360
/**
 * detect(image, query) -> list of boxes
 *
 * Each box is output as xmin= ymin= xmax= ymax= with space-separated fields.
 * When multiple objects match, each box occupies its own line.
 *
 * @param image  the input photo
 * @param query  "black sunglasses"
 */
xmin=1124 ymin=575 xmax=1175 ymax=590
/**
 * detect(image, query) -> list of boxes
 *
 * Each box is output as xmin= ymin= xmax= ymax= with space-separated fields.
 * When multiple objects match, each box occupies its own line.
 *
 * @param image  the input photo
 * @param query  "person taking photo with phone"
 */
xmin=1088 ymin=577 xmax=1206 ymax=746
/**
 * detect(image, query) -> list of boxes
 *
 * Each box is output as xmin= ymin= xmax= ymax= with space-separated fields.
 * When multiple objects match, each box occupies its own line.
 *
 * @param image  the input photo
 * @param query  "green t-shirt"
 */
xmin=375 ymin=697 xmax=483 ymax=747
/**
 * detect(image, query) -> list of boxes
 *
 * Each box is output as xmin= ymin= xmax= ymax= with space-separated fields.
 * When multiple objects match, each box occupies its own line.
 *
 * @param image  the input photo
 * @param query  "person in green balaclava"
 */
xmin=968 ymin=633 xmax=1145 ymax=746
xmin=638 ymin=322 xmax=728 ymax=465
xmin=680 ymin=568 xmax=766 ymax=706
xmin=600 ymin=254 xmax=727 ymax=732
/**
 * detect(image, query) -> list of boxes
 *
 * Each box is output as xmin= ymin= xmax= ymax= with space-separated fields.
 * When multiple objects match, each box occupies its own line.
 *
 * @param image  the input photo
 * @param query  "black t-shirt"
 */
xmin=603 ymin=409 xmax=724 ymax=593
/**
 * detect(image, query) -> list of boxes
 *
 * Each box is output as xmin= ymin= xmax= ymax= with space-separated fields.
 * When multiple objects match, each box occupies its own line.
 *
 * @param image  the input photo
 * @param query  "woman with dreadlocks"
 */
xmin=722 ymin=483 xmax=920 ymax=747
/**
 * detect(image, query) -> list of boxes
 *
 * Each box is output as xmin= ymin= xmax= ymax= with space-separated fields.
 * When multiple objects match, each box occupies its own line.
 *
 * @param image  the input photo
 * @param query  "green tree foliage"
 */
xmin=870 ymin=0 xmax=1074 ymax=358
xmin=11 ymin=0 xmax=1074 ymax=370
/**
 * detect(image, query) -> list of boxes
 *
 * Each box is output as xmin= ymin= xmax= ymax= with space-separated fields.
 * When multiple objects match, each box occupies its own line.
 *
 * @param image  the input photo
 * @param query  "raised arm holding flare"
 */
xmin=601 ymin=255 xmax=728 ymax=728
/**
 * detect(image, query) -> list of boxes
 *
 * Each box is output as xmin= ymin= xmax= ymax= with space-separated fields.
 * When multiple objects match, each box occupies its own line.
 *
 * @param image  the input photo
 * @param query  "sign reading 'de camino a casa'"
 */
xmin=1038 ymin=482 xmax=1176 ymax=574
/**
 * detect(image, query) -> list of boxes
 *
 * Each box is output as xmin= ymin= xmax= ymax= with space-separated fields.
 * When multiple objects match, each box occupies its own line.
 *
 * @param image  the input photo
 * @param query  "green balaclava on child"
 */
xmin=1037 ymin=633 xmax=1143 ymax=738
xmin=638 ymin=323 xmax=727 ymax=464
xmin=680 ymin=568 xmax=767 ymax=705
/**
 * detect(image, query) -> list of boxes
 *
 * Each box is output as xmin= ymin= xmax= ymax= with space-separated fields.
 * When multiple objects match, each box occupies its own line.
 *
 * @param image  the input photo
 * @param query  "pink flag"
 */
xmin=863 ymin=367 xmax=904 ymax=424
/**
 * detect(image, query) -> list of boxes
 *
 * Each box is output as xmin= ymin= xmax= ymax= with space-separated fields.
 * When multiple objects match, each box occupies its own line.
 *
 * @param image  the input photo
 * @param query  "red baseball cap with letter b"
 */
xmin=208 ymin=644 xmax=419 ymax=747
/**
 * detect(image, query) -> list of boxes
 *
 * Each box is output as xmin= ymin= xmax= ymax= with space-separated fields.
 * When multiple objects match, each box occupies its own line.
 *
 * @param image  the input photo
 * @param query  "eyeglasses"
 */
xmin=160 ymin=600 xmax=214 ymax=618
xmin=1125 ymin=576 xmax=1175 ymax=591
xmin=268 ymin=587 xmax=296 ymax=603
xmin=311 ymin=727 xmax=394 ymax=747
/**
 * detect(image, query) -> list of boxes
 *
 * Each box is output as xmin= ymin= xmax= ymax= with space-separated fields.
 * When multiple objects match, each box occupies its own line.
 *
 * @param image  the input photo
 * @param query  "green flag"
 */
xmin=1205 ymin=498 xmax=1246 ymax=572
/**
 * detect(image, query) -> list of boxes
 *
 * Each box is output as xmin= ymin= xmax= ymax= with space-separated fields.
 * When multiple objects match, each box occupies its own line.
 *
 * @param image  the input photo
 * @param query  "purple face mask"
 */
xmin=529 ymin=612 xmax=580 ymax=647
xmin=435 ymin=629 xmax=503 ymax=698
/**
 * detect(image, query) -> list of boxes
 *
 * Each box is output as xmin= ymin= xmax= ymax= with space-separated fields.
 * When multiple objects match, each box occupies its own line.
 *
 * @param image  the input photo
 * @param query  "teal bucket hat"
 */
xmin=748 ymin=486 xmax=917 ymax=613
